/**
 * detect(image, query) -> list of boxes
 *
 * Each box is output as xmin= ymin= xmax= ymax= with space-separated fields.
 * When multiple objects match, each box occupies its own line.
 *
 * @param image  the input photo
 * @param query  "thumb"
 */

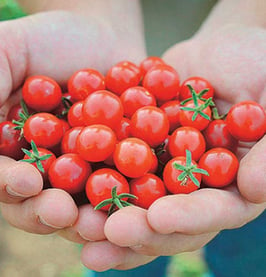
xmin=238 ymin=136 xmax=266 ymax=204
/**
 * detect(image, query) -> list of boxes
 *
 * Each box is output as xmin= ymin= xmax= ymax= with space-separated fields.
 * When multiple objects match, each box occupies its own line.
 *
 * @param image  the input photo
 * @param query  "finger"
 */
xmin=0 ymin=157 xmax=43 ymax=203
xmin=81 ymin=240 xmax=156 ymax=272
xmin=0 ymin=188 xmax=78 ymax=234
xmin=58 ymin=204 xmax=107 ymax=243
xmin=147 ymin=187 xmax=265 ymax=236
xmin=104 ymin=206 xmax=218 ymax=256
xmin=238 ymin=136 xmax=266 ymax=203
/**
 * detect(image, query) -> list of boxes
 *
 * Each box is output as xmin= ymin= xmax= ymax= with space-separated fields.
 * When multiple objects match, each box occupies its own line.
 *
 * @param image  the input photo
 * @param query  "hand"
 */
xmin=0 ymin=8 xmax=146 ymax=236
xmin=94 ymin=24 xmax=266 ymax=271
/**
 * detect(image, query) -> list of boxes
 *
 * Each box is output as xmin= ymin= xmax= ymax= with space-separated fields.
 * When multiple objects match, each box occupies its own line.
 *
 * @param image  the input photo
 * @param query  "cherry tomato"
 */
xmin=149 ymin=150 xmax=158 ymax=174
xmin=67 ymin=101 xmax=85 ymax=127
xmin=113 ymin=117 xmax=131 ymax=141
xmin=203 ymin=119 xmax=237 ymax=151
xmin=105 ymin=61 xmax=141 ymax=95
xmin=0 ymin=121 xmax=29 ymax=160
xmin=7 ymin=103 xmax=33 ymax=122
xmin=198 ymin=147 xmax=239 ymax=188
xmin=142 ymin=64 xmax=180 ymax=101
xmin=82 ymin=90 xmax=124 ymax=129
xmin=23 ymin=113 xmax=64 ymax=148
xmin=225 ymin=100 xmax=266 ymax=142
xmin=120 ymin=86 xmax=156 ymax=118
xmin=160 ymin=100 xmax=181 ymax=133
xmin=139 ymin=56 xmax=165 ymax=77
xmin=53 ymin=93 xmax=76 ymax=118
xmin=49 ymin=153 xmax=92 ymax=194
xmin=77 ymin=124 xmax=116 ymax=162
xmin=61 ymin=126 xmax=83 ymax=154
xmin=113 ymin=137 xmax=153 ymax=178
xmin=168 ymin=126 xmax=206 ymax=161
xmin=68 ymin=68 xmax=105 ymax=101
xmin=85 ymin=168 xmax=130 ymax=211
xmin=130 ymin=106 xmax=169 ymax=147
xmin=22 ymin=75 xmax=62 ymax=111
xmin=129 ymin=173 xmax=166 ymax=209
xmin=179 ymin=76 xmax=214 ymax=101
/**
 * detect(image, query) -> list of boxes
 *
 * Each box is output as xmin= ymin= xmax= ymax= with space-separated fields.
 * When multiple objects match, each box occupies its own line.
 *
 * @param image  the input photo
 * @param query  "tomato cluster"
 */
xmin=1 ymin=57 xmax=266 ymax=214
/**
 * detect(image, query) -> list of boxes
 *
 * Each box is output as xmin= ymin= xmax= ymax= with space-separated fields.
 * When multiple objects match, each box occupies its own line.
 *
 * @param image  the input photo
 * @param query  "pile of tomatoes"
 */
xmin=1 ymin=57 xmax=266 ymax=214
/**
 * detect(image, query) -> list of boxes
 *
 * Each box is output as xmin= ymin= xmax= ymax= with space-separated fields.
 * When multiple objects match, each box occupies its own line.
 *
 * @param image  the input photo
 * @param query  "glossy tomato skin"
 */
xmin=160 ymin=100 xmax=181 ymax=133
xmin=179 ymin=76 xmax=214 ymax=100
xmin=82 ymin=90 xmax=124 ymax=129
xmin=113 ymin=117 xmax=131 ymax=141
xmin=49 ymin=153 xmax=92 ymax=194
xmin=203 ymin=119 xmax=237 ymax=151
xmin=149 ymin=150 xmax=158 ymax=174
xmin=61 ymin=126 xmax=83 ymax=154
xmin=120 ymin=86 xmax=156 ymax=118
xmin=105 ymin=61 xmax=141 ymax=95
xmin=68 ymin=68 xmax=105 ymax=101
xmin=142 ymin=64 xmax=180 ymax=101
xmin=129 ymin=173 xmax=166 ymax=209
xmin=77 ymin=124 xmax=116 ymax=162
xmin=85 ymin=168 xmax=129 ymax=211
xmin=139 ymin=56 xmax=165 ymax=77
xmin=168 ymin=126 xmax=206 ymax=161
xmin=0 ymin=121 xmax=29 ymax=160
xmin=163 ymin=156 xmax=201 ymax=194
xmin=225 ymin=101 xmax=266 ymax=142
xmin=67 ymin=101 xmax=85 ymax=127
xmin=130 ymin=106 xmax=170 ymax=148
xmin=22 ymin=75 xmax=62 ymax=111
xmin=198 ymin=147 xmax=239 ymax=188
xmin=113 ymin=137 xmax=153 ymax=178
xmin=23 ymin=113 xmax=64 ymax=148
xmin=179 ymin=99 xmax=211 ymax=131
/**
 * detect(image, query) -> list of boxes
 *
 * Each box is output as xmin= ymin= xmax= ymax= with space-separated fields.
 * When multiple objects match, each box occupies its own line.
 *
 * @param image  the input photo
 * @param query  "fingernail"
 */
xmin=5 ymin=185 xmax=28 ymax=198
xmin=78 ymin=231 xmax=95 ymax=242
xmin=38 ymin=215 xmax=62 ymax=229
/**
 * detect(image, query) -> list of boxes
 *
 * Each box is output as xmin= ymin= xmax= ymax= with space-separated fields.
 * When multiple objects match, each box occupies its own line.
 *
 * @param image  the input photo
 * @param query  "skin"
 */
xmin=0 ymin=0 xmax=266 ymax=272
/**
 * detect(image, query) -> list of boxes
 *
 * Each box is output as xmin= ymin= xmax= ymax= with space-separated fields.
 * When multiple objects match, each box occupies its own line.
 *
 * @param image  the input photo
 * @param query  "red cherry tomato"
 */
xmin=120 ymin=86 xmax=156 ymax=118
xmin=49 ymin=153 xmax=92 ymax=194
xmin=77 ymin=124 xmax=116 ymax=162
xmin=168 ymin=126 xmax=206 ymax=161
xmin=22 ymin=75 xmax=62 ymax=111
xmin=130 ymin=106 xmax=170 ymax=147
xmin=0 ymin=121 xmax=29 ymax=160
xmin=105 ymin=61 xmax=141 ymax=95
xmin=225 ymin=101 xmax=266 ymax=142
xmin=67 ymin=101 xmax=85 ymax=127
xmin=68 ymin=68 xmax=105 ymax=101
xmin=61 ymin=126 xmax=83 ymax=154
xmin=129 ymin=173 xmax=166 ymax=209
xmin=198 ymin=147 xmax=239 ymax=188
xmin=113 ymin=137 xmax=153 ymax=178
xmin=149 ymin=150 xmax=158 ymax=174
xmin=85 ymin=168 xmax=130 ymax=211
xmin=82 ymin=90 xmax=124 ymax=129
xmin=160 ymin=100 xmax=181 ymax=133
xmin=23 ymin=113 xmax=64 ymax=148
xmin=142 ymin=64 xmax=180 ymax=101
xmin=179 ymin=76 xmax=214 ymax=101
xmin=113 ymin=117 xmax=131 ymax=141
xmin=139 ymin=56 xmax=165 ymax=77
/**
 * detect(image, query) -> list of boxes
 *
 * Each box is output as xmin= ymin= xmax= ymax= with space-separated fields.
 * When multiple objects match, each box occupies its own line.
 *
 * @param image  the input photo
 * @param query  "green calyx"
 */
xmin=94 ymin=186 xmax=137 ymax=216
xmin=56 ymin=96 xmax=73 ymax=118
xmin=20 ymin=140 xmax=52 ymax=173
xmin=173 ymin=149 xmax=209 ymax=187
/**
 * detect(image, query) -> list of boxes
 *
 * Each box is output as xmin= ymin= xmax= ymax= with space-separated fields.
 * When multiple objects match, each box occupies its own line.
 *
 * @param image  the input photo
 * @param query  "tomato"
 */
xmin=225 ymin=100 xmax=266 ymax=142
xmin=113 ymin=117 xmax=131 ymax=141
xmin=120 ymin=86 xmax=156 ymax=118
xmin=67 ymin=101 xmax=85 ymax=127
xmin=179 ymin=76 xmax=214 ymax=101
xmin=198 ymin=147 xmax=239 ymax=188
xmin=53 ymin=93 xmax=75 ymax=118
xmin=105 ymin=61 xmax=141 ymax=95
xmin=0 ymin=121 xmax=29 ymax=160
xmin=179 ymin=99 xmax=211 ymax=131
xmin=130 ymin=106 xmax=169 ymax=147
xmin=160 ymin=100 xmax=181 ymax=133
xmin=168 ymin=126 xmax=206 ymax=161
xmin=82 ymin=90 xmax=124 ymax=129
xmin=22 ymin=75 xmax=62 ymax=111
xmin=113 ymin=137 xmax=153 ymax=178
xmin=23 ymin=113 xmax=64 ymax=148
xmin=85 ymin=168 xmax=130 ymax=212
xmin=61 ymin=126 xmax=83 ymax=154
xmin=49 ymin=153 xmax=92 ymax=194
xmin=203 ymin=119 xmax=237 ymax=151
xmin=68 ymin=68 xmax=105 ymax=101
xmin=129 ymin=173 xmax=166 ymax=209
xmin=77 ymin=124 xmax=116 ymax=162
xmin=7 ymin=103 xmax=33 ymax=122
xmin=139 ymin=56 xmax=165 ymax=77
xmin=149 ymin=150 xmax=158 ymax=174
xmin=142 ymin=64 xmax=180 ymax=101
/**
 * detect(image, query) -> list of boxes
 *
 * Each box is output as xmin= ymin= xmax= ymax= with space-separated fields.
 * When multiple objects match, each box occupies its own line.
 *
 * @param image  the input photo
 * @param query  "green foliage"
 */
xmin=0 ymin=0 xmax=26 ymax=21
